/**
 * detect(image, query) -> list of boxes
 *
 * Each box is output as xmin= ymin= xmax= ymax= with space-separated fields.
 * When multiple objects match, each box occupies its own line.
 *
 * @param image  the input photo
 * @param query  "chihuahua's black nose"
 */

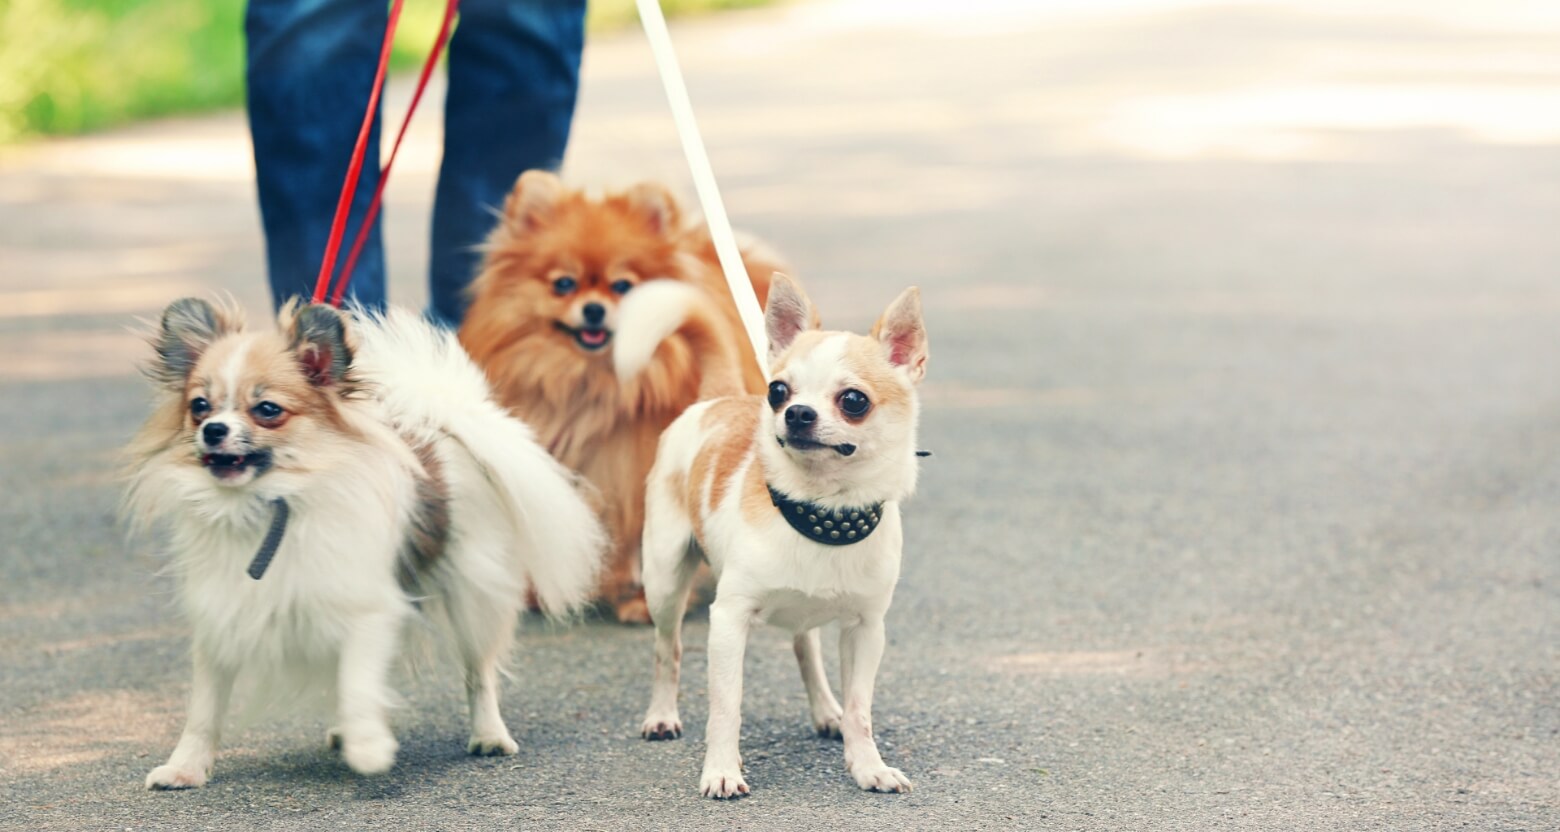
xmin=202 ymin=422 xmax=229 ymax=446
xmin=582 ymin=302 xmax=606 ymax=326
xmin=784 ymin=404 xmax=817 ymax=429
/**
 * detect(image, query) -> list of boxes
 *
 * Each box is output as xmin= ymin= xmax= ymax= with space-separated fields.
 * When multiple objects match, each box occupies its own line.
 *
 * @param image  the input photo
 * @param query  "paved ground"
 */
xmin=3 ymin=1 xmax=1559 ymax=829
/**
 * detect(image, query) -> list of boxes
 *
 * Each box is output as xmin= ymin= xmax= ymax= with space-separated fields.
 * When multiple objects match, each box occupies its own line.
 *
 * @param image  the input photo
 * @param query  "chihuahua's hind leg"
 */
xmin=794 ymin=628 xmax=844 ymax=739
xmin=146 ymin=647 xmax=235 ymax=790
xmin=640 ymin=495 xmax=700 ymax=741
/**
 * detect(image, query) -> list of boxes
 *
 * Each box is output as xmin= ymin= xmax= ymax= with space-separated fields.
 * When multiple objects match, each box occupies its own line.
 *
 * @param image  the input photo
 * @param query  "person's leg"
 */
xmin=247 ymin=0 xmax=389 ymax=312
xmin=428 ymin=0 xmax=587 ymax=327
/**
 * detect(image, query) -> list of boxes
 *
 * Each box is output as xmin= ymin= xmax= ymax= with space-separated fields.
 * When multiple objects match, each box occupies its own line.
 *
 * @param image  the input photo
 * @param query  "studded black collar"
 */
xmin=768 ymin=486 xmax=885 ymax=546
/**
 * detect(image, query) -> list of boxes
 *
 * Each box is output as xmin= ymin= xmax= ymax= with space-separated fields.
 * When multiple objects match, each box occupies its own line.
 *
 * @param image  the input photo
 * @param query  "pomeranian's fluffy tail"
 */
xmin=613 ymin=281 xmax=750 ymax=401
xmin=349 ymin=308 xmax=606 ymax=617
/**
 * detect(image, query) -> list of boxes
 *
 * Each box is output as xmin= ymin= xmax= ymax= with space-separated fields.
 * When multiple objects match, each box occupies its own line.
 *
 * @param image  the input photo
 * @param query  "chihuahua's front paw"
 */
xmin=341 ymin=728 xmax=398 ymax=775
xmin=467 ymin=731 xmax=519 ymax=756
xmin=641 ymin=711 xmax=683 ymax=741
xmin=699 ymin=765 xmax=750 ymax=799
xmin=852 ymin=764 xmax=912 ymax=793
xmin=145 ymin=763 xmax=209 ymax=790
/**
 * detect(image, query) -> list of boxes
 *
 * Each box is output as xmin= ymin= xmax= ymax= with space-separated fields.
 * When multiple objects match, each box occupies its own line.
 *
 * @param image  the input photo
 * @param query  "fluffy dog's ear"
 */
xmin=622 ymin=182 xmax=680 ymax=236
xmin=150 ymin=297 xmax=230 ymax=389
xmin=764 ymin=273 xmax=818 ymax=361
xmin=872 ymin=287 xmax=928 ymax=385
xmin=287 ymin=303 xmax=352 ymax=387
xmin=504 ymin=169 xmax=565 ymax=232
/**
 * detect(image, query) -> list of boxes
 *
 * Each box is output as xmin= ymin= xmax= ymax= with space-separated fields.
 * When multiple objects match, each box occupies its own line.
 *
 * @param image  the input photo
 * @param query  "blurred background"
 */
xmin=1 ymin=1 xmax=1557 ymax=829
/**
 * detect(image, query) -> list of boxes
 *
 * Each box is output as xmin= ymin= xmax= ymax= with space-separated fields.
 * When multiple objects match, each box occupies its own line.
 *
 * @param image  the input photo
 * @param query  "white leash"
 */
xmin=635 ymin=0 xmax=770 ymax=376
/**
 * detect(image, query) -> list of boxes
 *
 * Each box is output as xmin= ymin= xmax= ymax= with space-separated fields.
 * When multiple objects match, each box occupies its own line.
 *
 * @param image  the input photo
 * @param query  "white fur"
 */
xmin=611 ymin=280 xmax=707 ymax=381
xmin=637 ymin=286 xmax=926 ymax=798
xmin=128 ymin=307 xmax=606 ymax=789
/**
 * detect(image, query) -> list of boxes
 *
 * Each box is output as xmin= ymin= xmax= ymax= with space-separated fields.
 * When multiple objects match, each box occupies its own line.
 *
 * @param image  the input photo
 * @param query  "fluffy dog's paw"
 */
xmin=341 ymin=730 xmax=398 ymax=775
xmin=812 ymin=707 xmax=844 ymax=740
xmin=145 ymin=764 xmax=208 ymax=790
xmin=613 ymin=595 xmax=652 ymax=626
xmin=467 ymin=732 xmax=519 ymax=756
xmin=640 ymin=713 xmax=683 ymax=741
xmin=852 ymin=764 xmax=912 ymax=793
xmin=699 ymin=766 xmax=750 ymax=799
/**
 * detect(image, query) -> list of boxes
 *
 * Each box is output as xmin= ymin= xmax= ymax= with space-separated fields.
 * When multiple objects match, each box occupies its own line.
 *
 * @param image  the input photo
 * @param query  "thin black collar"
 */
xmin=768 ymin=486 xmax=884 ymax=546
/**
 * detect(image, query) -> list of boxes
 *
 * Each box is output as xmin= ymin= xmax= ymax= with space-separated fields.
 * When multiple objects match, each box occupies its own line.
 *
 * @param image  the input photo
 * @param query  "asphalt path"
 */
xmin=1 ymin=1 xmax=1557 ymax=829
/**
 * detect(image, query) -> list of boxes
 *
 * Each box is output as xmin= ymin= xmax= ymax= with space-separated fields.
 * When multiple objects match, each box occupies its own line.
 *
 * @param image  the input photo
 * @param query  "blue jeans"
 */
xmin=246 ymin=0 xmax=586 ymax=327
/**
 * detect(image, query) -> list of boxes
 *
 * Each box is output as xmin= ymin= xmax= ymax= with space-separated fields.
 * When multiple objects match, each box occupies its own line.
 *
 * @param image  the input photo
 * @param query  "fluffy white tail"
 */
xmin=612 ymin=280 xmax=745 ymax=400
xmin=350 ymin=308 xmax=606 ymax=617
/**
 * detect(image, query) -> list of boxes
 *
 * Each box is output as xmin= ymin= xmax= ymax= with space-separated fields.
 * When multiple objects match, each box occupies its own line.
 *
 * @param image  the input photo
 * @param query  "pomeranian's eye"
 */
xmin=610 ymin=279 xmax=633 ymax=295
xmin=838 ymin=389 xmax=871 ymax=417
xmin=252 ymin=401 xmax=285 ymax=423
xmin=552 ymin=276 xmax=577 ymax=295
xmin=189 ymin=397 xmax=211 ymax=419
xmin=767 ymin=381 xmax=790 ymax=409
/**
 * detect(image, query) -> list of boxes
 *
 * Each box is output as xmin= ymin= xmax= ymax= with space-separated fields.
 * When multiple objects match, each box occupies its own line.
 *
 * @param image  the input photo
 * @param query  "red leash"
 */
xmin=312 ymin=0 xmax=461 ymax=307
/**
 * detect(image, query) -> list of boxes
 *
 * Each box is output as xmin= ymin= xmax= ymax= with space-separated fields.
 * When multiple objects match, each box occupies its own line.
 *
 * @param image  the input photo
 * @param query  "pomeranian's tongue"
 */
xmin=580 ymin=328 xmax=607 ymax=346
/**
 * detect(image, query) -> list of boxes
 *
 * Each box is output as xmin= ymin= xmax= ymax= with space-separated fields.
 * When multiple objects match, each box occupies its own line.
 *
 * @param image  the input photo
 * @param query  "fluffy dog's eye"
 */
xmin=767 ymin=381 xmax=790 ymax=409
xmin=190 ymin=397 xmax=211 ymax=419
xmin=252 ymin=401 xmax=285 ymax=422
xmin=838 ymin=389 xmax=871 ymax=417
xmin=552 ymin=276 xmax=577 ymax=295
xmin=610 ymin=279 xmax=633 ymax=295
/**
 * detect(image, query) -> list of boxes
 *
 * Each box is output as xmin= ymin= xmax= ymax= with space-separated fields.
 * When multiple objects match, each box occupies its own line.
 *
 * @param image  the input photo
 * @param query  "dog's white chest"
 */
xmin=714 ymin=510 xmax=904 ymax=635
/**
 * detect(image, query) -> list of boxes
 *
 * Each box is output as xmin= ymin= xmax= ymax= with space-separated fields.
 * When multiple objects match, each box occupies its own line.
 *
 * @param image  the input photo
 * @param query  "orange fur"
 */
xmin=458 ymin=172 xmax=785 ymax=622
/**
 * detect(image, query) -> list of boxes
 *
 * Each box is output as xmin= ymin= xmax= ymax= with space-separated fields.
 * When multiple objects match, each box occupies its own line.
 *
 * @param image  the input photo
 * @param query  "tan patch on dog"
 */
xmin=739 ymin=458 xmax=773 ymax=527
xmin=698 ymin=399 xmax=760 ymax=514
xmin=665 ymin=469 xmax=688 ymax=514
xmin=840 ymin=334 xmax=913 ymax=413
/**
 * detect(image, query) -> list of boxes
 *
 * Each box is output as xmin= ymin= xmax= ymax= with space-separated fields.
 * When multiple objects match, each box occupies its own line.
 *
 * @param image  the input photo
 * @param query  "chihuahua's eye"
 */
xmin=252 ymin=401 xmax=285 ymax=422
xmin=610 ymin=279 xmax=633 ymax=295
xmin=552 ymin=276 xmax=577 ymax=295
xmin=767 ymin=381 xmax=790 ymax=409
xmin=838 ymin=389 xmax=871 ymax=417
xmin=189 ymin=397 xmax=211 ymax=419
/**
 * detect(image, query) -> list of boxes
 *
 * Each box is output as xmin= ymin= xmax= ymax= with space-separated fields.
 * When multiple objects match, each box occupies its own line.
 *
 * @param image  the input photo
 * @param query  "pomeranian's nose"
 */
xmin=784 ymin=404 xmax=817 ymax=429
xmin=582 ymin=302 xmax=606 ymax=327
xmin=202 ymin=422 xmax=229 ymax=446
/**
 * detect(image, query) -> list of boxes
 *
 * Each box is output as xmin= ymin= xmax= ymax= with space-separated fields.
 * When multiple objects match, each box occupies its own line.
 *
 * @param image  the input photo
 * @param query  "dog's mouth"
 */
xmin=201 ymin=449 xmax=273 ymax=481
xmin=777 ymin=436 xmax=857 ymax=457
xmin=554 ymin=321 xmax=612 ymax=351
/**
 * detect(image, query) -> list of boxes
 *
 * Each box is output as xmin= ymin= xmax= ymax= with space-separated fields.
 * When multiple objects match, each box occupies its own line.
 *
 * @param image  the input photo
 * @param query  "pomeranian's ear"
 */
xmin=622 ymin=182 xmax=680 ymax=236
xmin=872 ymin=286 xmax=928 ymax=385
xmin=287 ymin=303 xmax=352 ymax=387
xmin=151 ymin=297 xmax=231 ymax=389
xmin=503 ymin=169 xmax=565 ymax=232
xmin=764 ymin=273 xmax=819 ymax=362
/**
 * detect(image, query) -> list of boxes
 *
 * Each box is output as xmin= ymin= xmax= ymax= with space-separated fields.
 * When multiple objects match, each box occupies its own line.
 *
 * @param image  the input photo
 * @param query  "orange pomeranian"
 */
xmin=459 ymin=170 xmax=784 ymax=623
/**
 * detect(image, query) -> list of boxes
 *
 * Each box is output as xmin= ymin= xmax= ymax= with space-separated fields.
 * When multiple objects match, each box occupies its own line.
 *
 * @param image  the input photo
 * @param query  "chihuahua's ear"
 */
xmin=764 ymin=273 xmax=819 ymax=361
xmin=872 ymin=286 xmax=928 ymax=385
xmin=151 ymin=297 xmax=231 ymax=389
xmin=287 ymin=303 xmax=352 ymax=387
xmin=622 ymin=182 xmax=680 ymax=236
xmin=503 ymin=169 xmax=565 ymax=233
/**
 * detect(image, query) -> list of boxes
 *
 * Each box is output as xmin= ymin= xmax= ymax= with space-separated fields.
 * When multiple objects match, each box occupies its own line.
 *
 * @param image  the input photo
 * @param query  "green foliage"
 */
xmin=0 ymin=0 xmax=774 ymax=143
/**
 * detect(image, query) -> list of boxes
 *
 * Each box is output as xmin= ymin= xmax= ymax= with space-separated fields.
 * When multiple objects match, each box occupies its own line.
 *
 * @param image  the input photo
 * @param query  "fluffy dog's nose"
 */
xmin=784 ymin=404 xmax=817 ymax=428
xmin=202 ymin=422 xmax=229 ymax=446
xmin=582 ymin=302 xmax=606 ymax=326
